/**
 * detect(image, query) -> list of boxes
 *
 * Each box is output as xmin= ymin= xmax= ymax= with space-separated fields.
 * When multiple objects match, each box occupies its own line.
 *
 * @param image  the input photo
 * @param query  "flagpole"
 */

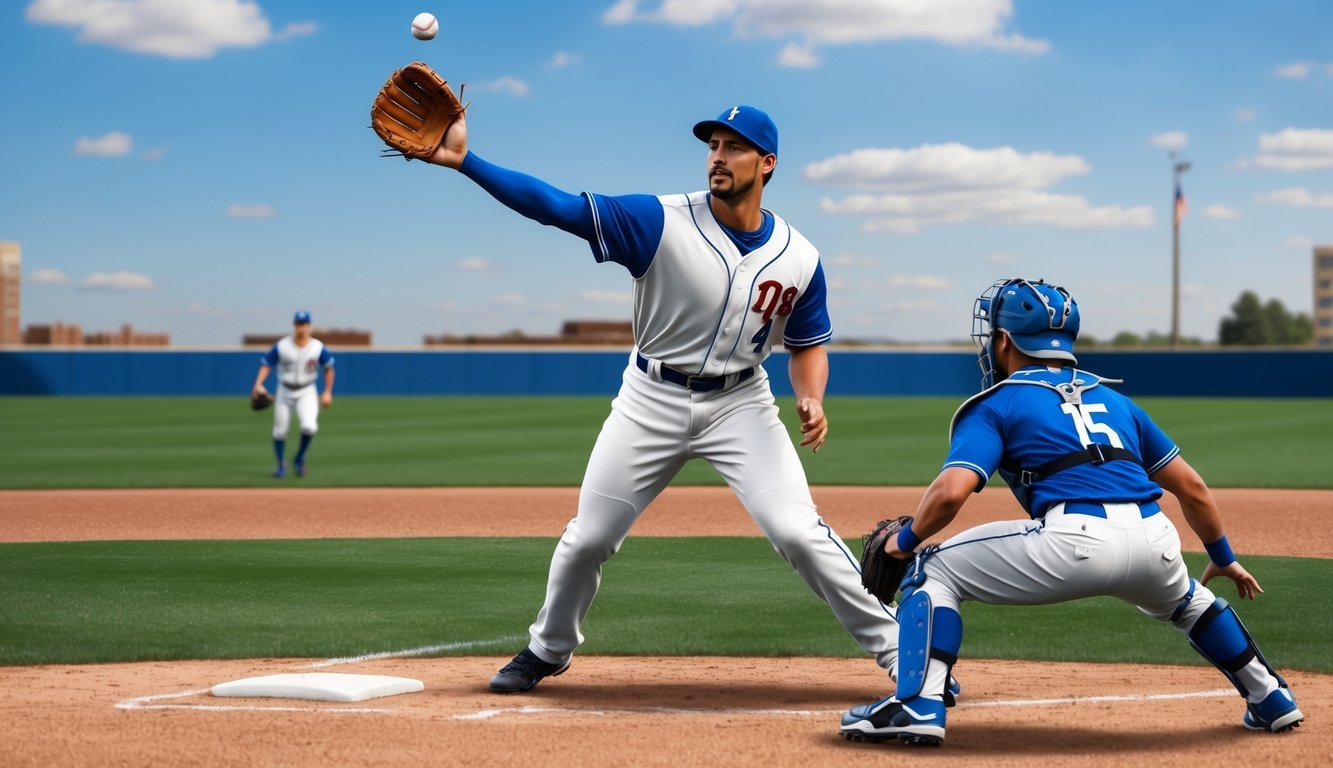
xmin=1170 ymin=154 xmax=1191 ymax=348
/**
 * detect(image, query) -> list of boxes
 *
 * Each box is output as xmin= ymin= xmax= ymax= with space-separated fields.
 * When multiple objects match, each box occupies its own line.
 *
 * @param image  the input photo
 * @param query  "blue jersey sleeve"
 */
xmin=458 ymin=152 xmax=596 ymax=240
xmin=782 ymin=261 xmax=832 ymax=347
xmin=1133 ymin=400 xmax=1180 ymax=474
xmin=942 ymin=402 xmax=1005 ymax=490
xmin=584 ymin=193 xmax=665 ymax=278
xmin=319 ymin=347 xmax=334 ymax=369
xmin=261 ymin=345 xmax=279 ymax=368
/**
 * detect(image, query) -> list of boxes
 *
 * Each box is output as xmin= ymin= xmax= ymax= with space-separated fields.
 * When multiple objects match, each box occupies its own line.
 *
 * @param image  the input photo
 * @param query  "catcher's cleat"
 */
xmin=840 ymin=695 xmax=946 ymax=746
xmin=1243 ymin=683 xmax=1304 ymax=733
xmin=272 ymin=464 xmax=286 ymax=479
xmin=488 ymin=647 xmax=571 ymax=693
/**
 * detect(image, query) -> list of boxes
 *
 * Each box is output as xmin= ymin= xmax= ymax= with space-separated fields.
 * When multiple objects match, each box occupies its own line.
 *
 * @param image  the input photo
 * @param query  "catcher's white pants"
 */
xmin=272 ymin=384 xmax=319 ymax=439
xmin=527 ymin=355 xmax=898 ymax=671
xmin=911 ymin=503 xmax=1275 ymax=702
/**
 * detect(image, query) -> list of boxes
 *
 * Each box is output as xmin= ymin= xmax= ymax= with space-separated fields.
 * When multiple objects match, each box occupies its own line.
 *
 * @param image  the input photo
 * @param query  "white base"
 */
xmin=211 ymin=673 xmax=424 ymax=702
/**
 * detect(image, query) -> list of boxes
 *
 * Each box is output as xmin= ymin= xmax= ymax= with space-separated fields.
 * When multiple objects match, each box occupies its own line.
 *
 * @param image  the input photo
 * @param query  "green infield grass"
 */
xmin=0 ymin=537 xmax=1326 ymax=672
xmin=1 ymin=396 xmax=1330 ymax=488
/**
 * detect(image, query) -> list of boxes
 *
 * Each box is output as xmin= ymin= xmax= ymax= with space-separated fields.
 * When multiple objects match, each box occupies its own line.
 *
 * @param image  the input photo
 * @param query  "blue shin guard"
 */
xmin=1187 ymin=596 xmax=1277 ymax=698
xmin=895 ymin=584 xmax=962 ymax=702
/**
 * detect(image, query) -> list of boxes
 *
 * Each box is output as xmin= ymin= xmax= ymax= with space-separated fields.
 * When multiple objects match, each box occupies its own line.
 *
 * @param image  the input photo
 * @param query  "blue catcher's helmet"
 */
xmin=971 ymin=278 xmax=1080 ymax=388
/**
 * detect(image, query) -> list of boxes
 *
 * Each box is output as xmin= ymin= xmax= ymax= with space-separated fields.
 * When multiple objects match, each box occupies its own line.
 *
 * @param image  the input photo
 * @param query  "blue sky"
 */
xmin=1 ymin=0 xmax=1330 ymax=347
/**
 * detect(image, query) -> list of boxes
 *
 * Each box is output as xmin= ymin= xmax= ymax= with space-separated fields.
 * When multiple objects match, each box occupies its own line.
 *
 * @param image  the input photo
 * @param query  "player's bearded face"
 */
xmin=706 ymin=133 xmax=762 ymax=200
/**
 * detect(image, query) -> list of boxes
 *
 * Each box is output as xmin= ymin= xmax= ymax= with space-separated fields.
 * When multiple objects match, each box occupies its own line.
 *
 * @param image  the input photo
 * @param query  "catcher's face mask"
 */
xmin=972 ymin=278 xmax=1079 ymax=389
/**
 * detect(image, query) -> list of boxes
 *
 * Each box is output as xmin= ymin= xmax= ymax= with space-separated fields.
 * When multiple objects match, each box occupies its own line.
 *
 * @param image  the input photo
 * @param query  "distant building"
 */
xmin=424 ymin=320 xmax=635 ymax=347
xmin=23 ymin=322 xmax=169 ymax=347
xmin=1317 ymin=244 xmax=1333 ymax=349
xmin=243 ymin=328 xmax=373 ymax=347
xmin=22 ymin=323 xmax=83 ymax=345
xmin=0 ymin=242 xmax=19 ymax=346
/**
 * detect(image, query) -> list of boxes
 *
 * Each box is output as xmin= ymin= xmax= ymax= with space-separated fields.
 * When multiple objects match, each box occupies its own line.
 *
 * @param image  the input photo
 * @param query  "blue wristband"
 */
xmin=897 ymin=522 xmax=922 ymax=553
xmin=1204 ymin=535 xmax=1236 ymax=567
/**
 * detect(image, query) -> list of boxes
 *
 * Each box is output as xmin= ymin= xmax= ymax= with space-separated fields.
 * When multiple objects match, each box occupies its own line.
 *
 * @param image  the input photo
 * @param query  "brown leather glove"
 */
xmin=250 ymin=390 xmax=274 ymax=411
xmin=371 ymin=61 xmax=466 ymax=161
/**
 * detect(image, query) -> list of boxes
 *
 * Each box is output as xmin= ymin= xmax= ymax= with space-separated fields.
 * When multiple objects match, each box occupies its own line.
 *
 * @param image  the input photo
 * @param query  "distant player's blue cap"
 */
xmin=293 ymin=310 xmax=312 ymax=324
xmin=693 ymin=105 xmax=778 ymax=156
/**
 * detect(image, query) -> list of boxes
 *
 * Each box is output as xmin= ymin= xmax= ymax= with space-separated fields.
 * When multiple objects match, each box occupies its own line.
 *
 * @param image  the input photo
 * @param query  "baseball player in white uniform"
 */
xmin=420 ymin=104 xmax=934 ymax=694
xmin=840 ymin=278 xmax=1303 ymax=745
xmin=251 ymin=310 xmax=335 ymax=478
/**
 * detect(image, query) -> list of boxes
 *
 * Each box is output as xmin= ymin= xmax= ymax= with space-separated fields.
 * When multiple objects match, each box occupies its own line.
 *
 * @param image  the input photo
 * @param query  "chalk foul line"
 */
xmin=450 ymin=689 xmax=1239 ymax=721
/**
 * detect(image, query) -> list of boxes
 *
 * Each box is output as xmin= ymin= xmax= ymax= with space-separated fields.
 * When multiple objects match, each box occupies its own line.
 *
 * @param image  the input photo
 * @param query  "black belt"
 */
xmin=281 ymin=381 xmax=312 ymax=389
xmin=635 ymin=353 xmax=755 ymax=392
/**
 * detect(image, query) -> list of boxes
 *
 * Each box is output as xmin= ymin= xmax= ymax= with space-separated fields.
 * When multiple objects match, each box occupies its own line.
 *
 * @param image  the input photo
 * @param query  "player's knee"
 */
xmin=1164 ymin=579 xmax=1216 ymax=630
xmin=301 ymin=426 xmax=318 ymax=436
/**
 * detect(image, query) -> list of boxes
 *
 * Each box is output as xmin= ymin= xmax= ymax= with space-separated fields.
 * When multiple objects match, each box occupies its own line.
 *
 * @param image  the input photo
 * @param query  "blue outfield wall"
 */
xmin=0 ymin=348 xmax=1330 ymax=397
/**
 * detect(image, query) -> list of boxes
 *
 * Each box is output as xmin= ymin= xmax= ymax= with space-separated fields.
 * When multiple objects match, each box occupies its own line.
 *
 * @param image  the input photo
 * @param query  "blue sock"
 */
xmin=295 ymin=433 xmax=313 ymax=463
xmin=274 ymin=439 xmax=286 ymax=466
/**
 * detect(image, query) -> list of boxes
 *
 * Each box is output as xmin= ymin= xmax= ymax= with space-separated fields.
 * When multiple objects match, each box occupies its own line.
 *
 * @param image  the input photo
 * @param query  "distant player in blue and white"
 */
xmin=420 ymin=104 xmax=909 ymax=694
xmin=840 ymin=278 xmax=1303 ymax=746
xmin=251 ymin=310 xmax=335 ymax=479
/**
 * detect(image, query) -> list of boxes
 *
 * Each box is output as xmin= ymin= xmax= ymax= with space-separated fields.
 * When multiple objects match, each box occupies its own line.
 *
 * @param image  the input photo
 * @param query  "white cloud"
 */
xmin=491 ymin=292 xmax=526 ymax=306
xmin=1274 ymin=62 xmax=1316 ymax=79
xmin=1246 ymin=128 xmax=1333 ymax=171
xmin=226 ymin=203 xmax=276 ymax=219
xmin=79 ymin=271 xmax=154 ymax=291
xmin=777 ymin=42 xmax=818 ymax=68
xmin=1235 ymin=107 xmax=1257 ymax=122
xmin=1200 ymin=204 xmax=1242 ymax=220
xmin=807 ymin=142 xmax=1150 ymax=233
xmin=1256 ymin=187 xmax=1333 ymax=209
xmin=26 ymin=0 xmax=316 ymax=59
xmin=29 ymin=268 xmax=69 ymax=285
xmin=804 ymin=144 xmax=1089 ymax=192
xmin=456 ymin=258 xmax=493 ymax=272
xmin=140 ymin=145 xmax=168 ymax=160
xmin=1149 ymin=131 xmax=1188 ymax=151
xmin=603 ymin=0 xmax=1048 ymax=63
xmin=74 ymin=132 xmax=132 ymax=156
xmin=828 ymin=254 xmax=878 ymax=267
xmin=485 ymin=76 xmax=530 ymax=97
xmin=883 ymin=300 xmax=944 ymax=313
xmin=886 ymin=275 xmax=953 ymax=291
xmin=578 ymin=290 xmax=632 ymax=304
xmin=1280 ymin=236 xmax=1314 ymax=250
xmin=549 ymin=51 xmax=581 ymax=67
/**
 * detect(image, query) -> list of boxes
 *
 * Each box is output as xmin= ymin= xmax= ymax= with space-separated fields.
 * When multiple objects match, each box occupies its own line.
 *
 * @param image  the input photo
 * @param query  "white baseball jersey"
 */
xmin=586 ymin=190 xmax=831 ymax=375
xmin=262 ymin=336 xmax=334 ymax=390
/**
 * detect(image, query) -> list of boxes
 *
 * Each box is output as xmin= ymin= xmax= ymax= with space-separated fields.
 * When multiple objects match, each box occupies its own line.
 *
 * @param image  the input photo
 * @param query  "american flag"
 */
xmin=1173 ymin=183 xmax=1188 ymax=230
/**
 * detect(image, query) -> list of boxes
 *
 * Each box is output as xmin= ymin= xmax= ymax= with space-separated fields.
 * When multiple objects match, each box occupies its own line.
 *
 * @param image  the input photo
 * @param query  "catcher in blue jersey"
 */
xmin=840 ymin=278 xmax=1303 ymax=746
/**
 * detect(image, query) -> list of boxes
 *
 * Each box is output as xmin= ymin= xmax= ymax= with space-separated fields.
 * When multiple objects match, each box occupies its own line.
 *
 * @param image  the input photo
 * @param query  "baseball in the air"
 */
xmin=411 ymin=13 xmax=438 ymax=41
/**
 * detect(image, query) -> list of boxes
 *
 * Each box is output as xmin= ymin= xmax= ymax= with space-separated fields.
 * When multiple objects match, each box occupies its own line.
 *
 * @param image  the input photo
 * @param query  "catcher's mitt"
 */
xmin=250 ymin=390 xmax=274 ymax=411
xmin=859 ymin=516 xmax=914 ymax=602
xmin=371 ymin=61 xmax=466 ymax=161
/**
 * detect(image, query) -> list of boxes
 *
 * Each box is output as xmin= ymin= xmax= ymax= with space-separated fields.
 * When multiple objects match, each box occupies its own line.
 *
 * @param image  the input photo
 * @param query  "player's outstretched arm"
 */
xmin=1153 ymin=455 xmax=1263 ymax=598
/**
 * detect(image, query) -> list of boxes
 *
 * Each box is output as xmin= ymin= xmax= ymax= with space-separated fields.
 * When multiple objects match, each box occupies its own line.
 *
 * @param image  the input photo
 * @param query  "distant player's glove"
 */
xmin=371 ymin=61 xmax=467 ymax=161
xmin=250 ymin=391 xmax=274 ymax=411
xmin=859 ymin=516 xmax=914 ymax=602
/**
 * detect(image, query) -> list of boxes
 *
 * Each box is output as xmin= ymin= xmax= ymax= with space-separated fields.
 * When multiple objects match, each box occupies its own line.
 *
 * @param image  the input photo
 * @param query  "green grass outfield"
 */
xmin=1 ymin=538 xmax=1327 ymax=672
xmin=2 ymin=396 xmax=1330 ymax=488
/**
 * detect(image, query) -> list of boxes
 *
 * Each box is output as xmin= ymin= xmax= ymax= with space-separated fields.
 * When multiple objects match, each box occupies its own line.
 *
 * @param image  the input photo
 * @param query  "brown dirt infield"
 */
xmin=1 ymin=486 xmax=1328 ymax=767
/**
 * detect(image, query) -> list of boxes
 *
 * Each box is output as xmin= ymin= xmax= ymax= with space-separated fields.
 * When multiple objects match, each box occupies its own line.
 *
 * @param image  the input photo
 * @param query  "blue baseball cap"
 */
xmin=693 ymin=105 xmax=778 ymax=157
xmin=293 ymin=310 xmax=312 ymax=324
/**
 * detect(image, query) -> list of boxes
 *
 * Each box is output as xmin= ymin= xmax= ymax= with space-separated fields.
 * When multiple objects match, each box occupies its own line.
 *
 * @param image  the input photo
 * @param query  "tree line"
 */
xmin=1081 ymin=291 xmax=1314 ymax=348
